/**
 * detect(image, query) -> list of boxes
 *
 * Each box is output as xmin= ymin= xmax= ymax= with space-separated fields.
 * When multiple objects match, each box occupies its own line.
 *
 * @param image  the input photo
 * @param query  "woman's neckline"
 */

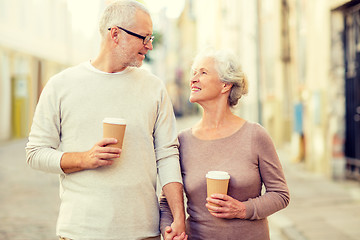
xmin=189 ymin=121 xmax=248 ymax=142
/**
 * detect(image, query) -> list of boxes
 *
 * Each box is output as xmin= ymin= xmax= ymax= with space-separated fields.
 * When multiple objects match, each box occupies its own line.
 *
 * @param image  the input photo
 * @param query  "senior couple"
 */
xmin=26 ymin=1 xmax=289 ymax=240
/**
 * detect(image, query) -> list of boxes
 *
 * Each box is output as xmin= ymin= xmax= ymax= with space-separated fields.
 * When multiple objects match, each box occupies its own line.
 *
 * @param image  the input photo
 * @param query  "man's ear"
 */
xmin=221 ymin=83 xmax=233 ymax=94
xmin=109 ymin=28 xmax=119 ymax=43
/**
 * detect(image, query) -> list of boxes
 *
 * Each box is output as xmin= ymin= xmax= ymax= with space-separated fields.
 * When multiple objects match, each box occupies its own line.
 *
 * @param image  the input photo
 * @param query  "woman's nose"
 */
xmin=190 ymin=75 xmax=199 ymax=84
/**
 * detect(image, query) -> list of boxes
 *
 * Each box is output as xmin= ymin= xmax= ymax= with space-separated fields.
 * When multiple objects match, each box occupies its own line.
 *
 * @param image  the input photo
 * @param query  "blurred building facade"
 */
xmin=0 ymin=0 xmax=100 ymax=142
xmin=156 ymin=0 xmax=360 ymax=180
xmin=0 ymin=0 xmax=72 ymax=141
xmin=1 ymin=0 xmax=359 ymax=181
xmin=272 ymin=0 xmax=360 ymax=180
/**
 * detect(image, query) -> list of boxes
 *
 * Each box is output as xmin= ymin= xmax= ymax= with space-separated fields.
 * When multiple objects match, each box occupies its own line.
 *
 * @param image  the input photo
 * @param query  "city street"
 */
xmin=1 ymin=0 xmax=360 ymax=239
xmin=0 ymin=115 xmax=360 ymax=240
xmin=0 ymin=138 xmax=59 ymax=240
xmin=273 ymin=148 xmax=360 ymax=240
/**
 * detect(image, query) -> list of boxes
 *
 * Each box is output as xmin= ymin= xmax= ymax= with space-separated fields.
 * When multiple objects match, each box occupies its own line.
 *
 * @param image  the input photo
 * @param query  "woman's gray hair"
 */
xmin=192 ymin=48 xmax=249 ymax=107
xmin=99 ymin=0 xmax=150 ymax=40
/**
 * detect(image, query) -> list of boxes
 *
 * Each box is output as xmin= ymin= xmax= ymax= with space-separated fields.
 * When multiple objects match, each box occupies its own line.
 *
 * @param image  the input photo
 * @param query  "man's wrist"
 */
xmin=171 ymin=218 xmax=186 ymax=233
xmin=61 ymin=152 xmax=85 ymax=173
xmin=172 ymin=213 xmax=185 ymax=222
xmin=76 ymin=152 xmax=85 ymax=169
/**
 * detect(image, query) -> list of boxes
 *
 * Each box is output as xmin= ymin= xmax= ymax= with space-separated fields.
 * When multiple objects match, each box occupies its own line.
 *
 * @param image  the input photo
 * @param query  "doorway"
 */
xmin=344 ymin=3 xmax=360 ymax=180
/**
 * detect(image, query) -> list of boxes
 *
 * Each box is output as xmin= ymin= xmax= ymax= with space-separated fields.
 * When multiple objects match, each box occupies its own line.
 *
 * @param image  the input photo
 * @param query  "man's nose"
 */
xmin=144 ymin=41 xmax=153 ymax=50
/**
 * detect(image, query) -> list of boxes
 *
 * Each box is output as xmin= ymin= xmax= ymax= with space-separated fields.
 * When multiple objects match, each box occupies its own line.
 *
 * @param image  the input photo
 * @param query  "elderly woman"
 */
xmin=160 ymin=48 xmax=290 ymax=240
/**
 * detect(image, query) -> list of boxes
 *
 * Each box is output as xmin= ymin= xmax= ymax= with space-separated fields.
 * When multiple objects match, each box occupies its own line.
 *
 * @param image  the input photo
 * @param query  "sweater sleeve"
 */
xmin=154 ymin=87 xmax=183 ymax=188
xmin=25 ymin=78 xmax=65 ymax=174
xmin=243 ymin=124 xmax=290 ymax=220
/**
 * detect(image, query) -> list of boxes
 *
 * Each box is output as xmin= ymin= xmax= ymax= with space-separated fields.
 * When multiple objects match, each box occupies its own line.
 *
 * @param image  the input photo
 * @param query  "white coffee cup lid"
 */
xmin=206 ymin=171 xmax=230 ymax=180
xmin=103 ymin=118 xmax=126 ymax=125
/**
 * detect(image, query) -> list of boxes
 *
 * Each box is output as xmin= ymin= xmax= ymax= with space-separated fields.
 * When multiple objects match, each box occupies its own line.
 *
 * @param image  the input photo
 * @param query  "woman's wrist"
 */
xmin=236 ymin=202 xmax=247 ymax=219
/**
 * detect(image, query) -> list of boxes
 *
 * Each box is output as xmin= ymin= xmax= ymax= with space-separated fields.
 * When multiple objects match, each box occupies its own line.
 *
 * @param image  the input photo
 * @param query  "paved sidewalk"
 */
xmin=0 ymin=139 xmax=59 ymax=240
xmin=270 ymin=147 xmax=360 ymax=240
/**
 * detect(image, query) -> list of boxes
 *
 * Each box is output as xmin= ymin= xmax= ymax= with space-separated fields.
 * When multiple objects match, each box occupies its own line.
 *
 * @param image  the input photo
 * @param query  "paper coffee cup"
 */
xmin=103 ymin=118 xmax=126 ymax=149
xmin=206 ymin=171 xmax=230 ymax=209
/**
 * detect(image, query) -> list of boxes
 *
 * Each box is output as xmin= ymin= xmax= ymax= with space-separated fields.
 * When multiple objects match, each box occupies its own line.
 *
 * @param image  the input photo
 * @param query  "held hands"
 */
xmin=80 ymin=138 xmax=121 ymax=169
xmin=164 ymin=221 xmax=188 ymax=240
xmin=206 ymin=194 xmax=246 ymax=219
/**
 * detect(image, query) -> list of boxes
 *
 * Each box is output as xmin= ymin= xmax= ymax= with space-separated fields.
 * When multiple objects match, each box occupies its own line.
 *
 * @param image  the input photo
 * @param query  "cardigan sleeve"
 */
xmin=243 ymin=124 xmax=290 ymax=220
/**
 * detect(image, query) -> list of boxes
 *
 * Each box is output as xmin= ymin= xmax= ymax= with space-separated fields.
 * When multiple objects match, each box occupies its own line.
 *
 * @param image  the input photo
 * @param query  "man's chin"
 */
xmin=135 ymin=61 xmax=143 ymax=68
xmin=129 ymin=60 xmax=143 ymax=68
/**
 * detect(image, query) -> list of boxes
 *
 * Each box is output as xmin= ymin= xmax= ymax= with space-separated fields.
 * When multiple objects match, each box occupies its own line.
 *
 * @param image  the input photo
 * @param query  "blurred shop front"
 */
xmin=238 ymin=0 xmax=360 ymax=181
xmin=168 ymin=0 xmax=360 ymax=181
xmin=0 ymin=0 xmax=101 ymax=142
xmin=337 ymin=1 xmax=360 ymax=180
xmin=0 ymin=0 xmax=74 ymax=142
xmin=0 ymin=47 xmax=68 ymax=142
xmin=0 ymin=50 xmax=33 ymax=141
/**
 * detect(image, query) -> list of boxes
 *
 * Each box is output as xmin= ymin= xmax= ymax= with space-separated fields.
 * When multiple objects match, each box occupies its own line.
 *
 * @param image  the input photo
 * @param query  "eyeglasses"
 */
xmin=108 ymin=26 xmax=154 ymax=45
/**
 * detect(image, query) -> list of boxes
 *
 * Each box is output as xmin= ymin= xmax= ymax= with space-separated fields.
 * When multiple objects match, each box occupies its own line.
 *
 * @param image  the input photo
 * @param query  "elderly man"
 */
xmin=26 ymin=1 xmax=186 ymax=239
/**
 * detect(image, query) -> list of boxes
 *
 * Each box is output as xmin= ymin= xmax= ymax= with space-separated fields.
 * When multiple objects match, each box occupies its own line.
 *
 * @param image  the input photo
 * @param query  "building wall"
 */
xmin=0 ymin=0 xmax=72 ymax=141
xmin=0 ymin=49 xmax=12 ymax=140
xmin=257 ymin=0 xmax=298 ymax=148
xmin=299 ymin=0 xmax=352 ymax=177
xmin=268 ymin=0 xmax=349 ymax=177
xmin=176 ymin=0 xmax=260 ymax=121
xmin=173 ymin=0 xmax=353 ymax=179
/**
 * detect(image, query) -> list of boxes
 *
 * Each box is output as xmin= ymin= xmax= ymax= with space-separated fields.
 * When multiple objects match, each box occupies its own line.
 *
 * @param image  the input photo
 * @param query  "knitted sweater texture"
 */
xmin=26 ymin=62 xmax=182 ymax=240
xmin=160 ymin=122 xmax=289 ymax=240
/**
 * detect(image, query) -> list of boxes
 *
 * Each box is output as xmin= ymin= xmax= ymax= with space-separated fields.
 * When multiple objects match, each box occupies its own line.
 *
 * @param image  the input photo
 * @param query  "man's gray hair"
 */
xmin=99 ymin=0 xmax=150 ymax=40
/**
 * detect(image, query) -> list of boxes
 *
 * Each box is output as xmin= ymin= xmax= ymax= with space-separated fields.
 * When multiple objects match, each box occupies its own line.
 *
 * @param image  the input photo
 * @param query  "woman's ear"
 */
xmin=221 ymin=83 xmax=233 ymax=94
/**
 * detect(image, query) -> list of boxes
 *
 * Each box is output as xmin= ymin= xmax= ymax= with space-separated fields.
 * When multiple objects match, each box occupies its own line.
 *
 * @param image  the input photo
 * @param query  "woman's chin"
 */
xmin=189 ymin=97 xmax=197 ymax=103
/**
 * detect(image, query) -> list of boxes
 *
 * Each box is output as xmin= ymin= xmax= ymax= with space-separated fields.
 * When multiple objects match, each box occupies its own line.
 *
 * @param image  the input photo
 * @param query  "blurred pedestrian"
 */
xmin=160 ymin=48 xmax=290 ymax=240
xmin=25 ymin=1 xmax=186 ymax=239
